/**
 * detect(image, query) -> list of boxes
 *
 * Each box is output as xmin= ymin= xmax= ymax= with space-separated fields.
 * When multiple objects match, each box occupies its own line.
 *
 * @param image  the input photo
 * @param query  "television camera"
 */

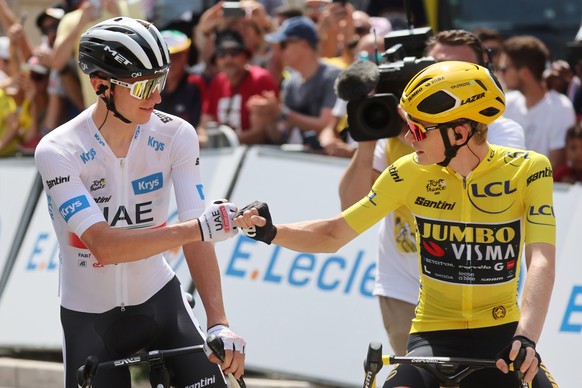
xmin=343 ymin=26 xmax=436 ymax=141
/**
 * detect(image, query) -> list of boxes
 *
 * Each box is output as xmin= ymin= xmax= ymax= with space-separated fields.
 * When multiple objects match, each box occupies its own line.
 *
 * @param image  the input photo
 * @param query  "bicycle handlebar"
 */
xmin=363 ymin=341 xmax=527 ymax=388
xmin=77 ymin=336 xmax=245 ymax=388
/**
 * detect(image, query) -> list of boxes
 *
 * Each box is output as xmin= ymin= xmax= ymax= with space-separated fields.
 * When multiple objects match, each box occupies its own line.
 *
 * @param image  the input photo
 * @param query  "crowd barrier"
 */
xmin=0 ymin=146 xmax=580 ymax=386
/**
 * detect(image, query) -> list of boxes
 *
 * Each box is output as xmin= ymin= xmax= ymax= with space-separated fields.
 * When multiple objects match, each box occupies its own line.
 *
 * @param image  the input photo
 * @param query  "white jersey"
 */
xmin=504 ymin=89 xmax=576 ymax=157
xmin=487 ymin=116 xmax=525 ymax=149
xmin=373 ymin=138 xmax=419 ymax=305
xmin=35 ymin=106 xmax=205 ymax=313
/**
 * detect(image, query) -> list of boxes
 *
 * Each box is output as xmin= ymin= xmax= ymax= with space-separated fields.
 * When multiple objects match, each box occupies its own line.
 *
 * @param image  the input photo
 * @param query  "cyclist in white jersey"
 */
xmin=34 ymin=17 xmax=244 ymax=388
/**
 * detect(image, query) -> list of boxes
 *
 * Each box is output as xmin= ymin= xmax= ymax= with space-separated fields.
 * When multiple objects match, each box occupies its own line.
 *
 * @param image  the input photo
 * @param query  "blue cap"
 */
xmin=265 ymin=16 xmax=319 ymax=46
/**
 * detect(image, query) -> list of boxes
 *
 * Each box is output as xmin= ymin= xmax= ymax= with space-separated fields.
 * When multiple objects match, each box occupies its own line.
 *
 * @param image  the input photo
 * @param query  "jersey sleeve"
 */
xmin=169 ymin=122 xmax=205 ymax=222
xmin=342 ymin=155 xmax=410 ymax=234
xmin=523 ymin=152 xmax=556 ymax=246
xmin=34 ymin=139 xmax=106 ymax=236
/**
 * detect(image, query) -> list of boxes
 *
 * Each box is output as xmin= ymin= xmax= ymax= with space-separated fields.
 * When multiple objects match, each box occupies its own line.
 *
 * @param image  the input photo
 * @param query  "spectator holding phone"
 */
xmin=196 ymin=1 xmax=275 ymax=69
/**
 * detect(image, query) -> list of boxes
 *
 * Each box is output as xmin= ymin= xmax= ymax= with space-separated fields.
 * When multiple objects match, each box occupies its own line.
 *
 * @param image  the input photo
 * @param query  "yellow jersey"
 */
xmin=343 ymin=145 xmax=555 ymax=333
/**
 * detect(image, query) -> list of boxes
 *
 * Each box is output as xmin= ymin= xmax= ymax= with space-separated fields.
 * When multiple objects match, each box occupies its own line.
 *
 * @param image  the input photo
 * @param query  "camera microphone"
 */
xmin=334 ymin=60 xmax=380 ymax=101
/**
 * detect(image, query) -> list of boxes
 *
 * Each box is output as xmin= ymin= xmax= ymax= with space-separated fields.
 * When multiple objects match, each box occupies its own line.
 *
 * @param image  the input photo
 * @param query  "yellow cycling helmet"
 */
xmin=400 ymin=61 xmax=505 ymax=125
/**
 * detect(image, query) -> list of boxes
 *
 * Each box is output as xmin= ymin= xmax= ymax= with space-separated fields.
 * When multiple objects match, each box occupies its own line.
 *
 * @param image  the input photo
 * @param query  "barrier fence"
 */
xmin=0 ymin=146 xmax=579 ymax=386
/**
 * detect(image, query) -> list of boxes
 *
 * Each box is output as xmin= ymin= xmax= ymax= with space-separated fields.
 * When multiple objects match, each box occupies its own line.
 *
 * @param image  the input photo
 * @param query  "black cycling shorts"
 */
xmin=61 ymin=276 xmax=226 ymax=388
xmin=382 ymin=323 xmax=558 ymax=388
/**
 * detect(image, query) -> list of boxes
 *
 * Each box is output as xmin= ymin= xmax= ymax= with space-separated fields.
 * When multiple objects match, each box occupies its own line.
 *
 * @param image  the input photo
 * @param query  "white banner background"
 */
xmin=0 ymin=147 xmax=580 ymax=386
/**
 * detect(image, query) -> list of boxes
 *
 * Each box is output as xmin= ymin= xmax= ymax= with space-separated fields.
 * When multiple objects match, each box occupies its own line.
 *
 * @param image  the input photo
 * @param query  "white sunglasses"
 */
xmin=109 ymin=73 xmax=168 ymax=100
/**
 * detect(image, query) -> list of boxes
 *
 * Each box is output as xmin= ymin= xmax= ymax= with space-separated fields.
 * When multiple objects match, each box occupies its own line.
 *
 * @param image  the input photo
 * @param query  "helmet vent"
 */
xmin=405 ymin=76 xmax=432 ymax=97
xmin=418 ymin=90 xmax=456 ymax=115
xmin=475 ymin=79 xmax=487 ymax=91
xmin=479 ymin=107 xmax=501 ymax=117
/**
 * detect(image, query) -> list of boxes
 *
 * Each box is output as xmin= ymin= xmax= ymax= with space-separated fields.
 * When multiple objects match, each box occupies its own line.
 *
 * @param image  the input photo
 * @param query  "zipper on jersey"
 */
xmin=461 ymin=174 xmax=473 ymax=326
xmin=118 ymin=157 xmax=128 ymax=311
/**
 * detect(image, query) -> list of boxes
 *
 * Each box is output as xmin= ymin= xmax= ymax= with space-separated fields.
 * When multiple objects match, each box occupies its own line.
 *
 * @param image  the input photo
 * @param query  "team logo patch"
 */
xmin=492 ymin=306 xmax=506 ymax=319
xmin=468 ymin=180 xmax=517 ymax=214
xmin=90 ymin=178 xmax=106 ymax=191
xmin=417 ymin=217 xmax=520 ymax=285
xmin=504 ymin=151 xmax=530 ymax=167
xmin=426 ymin=179 xmax=446 ymax=194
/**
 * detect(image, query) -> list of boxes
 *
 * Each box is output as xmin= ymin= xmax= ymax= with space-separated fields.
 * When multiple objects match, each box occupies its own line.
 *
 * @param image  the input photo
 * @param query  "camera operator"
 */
xmin=338 ymin=29 xmax=526 ymax=356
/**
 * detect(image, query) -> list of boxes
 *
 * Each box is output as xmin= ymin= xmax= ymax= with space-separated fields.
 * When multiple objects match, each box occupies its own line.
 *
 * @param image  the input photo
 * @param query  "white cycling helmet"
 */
xmin=78 ymin=17 xmax=170 ymax=79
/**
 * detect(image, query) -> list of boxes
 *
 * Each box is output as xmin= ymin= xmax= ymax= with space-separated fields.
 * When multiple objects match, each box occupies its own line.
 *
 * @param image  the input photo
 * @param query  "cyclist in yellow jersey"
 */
xmin=233 ymin=61 xmax=557 ymax=387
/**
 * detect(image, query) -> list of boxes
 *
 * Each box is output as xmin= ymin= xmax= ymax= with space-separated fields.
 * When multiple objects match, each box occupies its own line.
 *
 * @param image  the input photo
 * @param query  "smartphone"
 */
xmin=222 ymin=1 xmax=245 ymax=18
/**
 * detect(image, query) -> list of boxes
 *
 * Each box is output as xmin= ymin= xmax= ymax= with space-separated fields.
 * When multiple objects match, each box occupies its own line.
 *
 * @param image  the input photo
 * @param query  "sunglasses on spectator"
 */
xmin=109 ymin=73 xmax=168 ymax=100
xmin=215 ymin=48 xmax=245 ymax=58
xmin=406 ymin=114 xmax=468 ymax=142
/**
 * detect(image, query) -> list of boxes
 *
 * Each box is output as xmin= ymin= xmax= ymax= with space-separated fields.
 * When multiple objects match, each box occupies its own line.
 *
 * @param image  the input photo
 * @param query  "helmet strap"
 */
xmin=437 ymin=123 xmax=475 ymax=167
xmin=100 ymin=84 xmax=132 ymax=124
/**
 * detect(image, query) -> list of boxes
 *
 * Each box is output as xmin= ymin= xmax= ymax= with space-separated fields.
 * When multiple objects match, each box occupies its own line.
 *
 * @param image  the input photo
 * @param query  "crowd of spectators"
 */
xmin=0 ymin=0 xmax=581 ymax=183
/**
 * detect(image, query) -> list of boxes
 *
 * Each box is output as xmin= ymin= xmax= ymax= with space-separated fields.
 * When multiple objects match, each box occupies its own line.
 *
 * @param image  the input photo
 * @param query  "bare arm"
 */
xmin=80 ymin=219 xmax=203 ymax=265
xmin=0 ymin=0 xmax=16 ymax=26
xmin=318 ymin=120 xmax=355 ymax=158
xmin=237 ymin=125 xmax=267 ymax=145
xmin=496 ymin=241 xmax=555 ymax=382
xmin=518 ymin=242 xmax=555 ymax=342
xmin=184 ymin=242 xmax=228 ymax=327
xmin=185 ymin=240 xmax=245 ymax=377
xmin=196 ymin=113 xmax=217 ymax=148
xmin=235 ymin=210 xmax=359 ymax=254
xmin=51 ymin=5 xmax=99 ymax=71
xmin=338 ymin=141 xmax=380 ymax=210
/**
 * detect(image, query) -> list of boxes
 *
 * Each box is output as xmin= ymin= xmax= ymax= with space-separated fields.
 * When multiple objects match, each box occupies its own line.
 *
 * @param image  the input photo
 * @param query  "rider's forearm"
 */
xmin=272 ymin=214 xmax=358 ymax=254
xmin=185 ymin=243 xmax=228 ymax=327
xmin=338 ymin=141 xmax=377 ymax=210
xmin=516 ymin=242 xmax=556 ymax=342
xmin=81 ymin=220 xmax=203 ymax=265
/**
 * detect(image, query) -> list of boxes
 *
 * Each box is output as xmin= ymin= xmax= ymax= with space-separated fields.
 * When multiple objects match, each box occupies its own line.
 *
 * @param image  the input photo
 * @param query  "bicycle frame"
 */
xmin=77 ymin=336 xmax=245 ymax=388
xmin=363 ymin=341 xmax=527 ymax=388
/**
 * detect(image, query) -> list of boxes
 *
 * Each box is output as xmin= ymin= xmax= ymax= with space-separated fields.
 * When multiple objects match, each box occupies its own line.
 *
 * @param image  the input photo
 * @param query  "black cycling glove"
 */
xmin=235 ymin=201 xmax=277 ymax=244
xmin=496 ymin=335 xmax=542 ymax=370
